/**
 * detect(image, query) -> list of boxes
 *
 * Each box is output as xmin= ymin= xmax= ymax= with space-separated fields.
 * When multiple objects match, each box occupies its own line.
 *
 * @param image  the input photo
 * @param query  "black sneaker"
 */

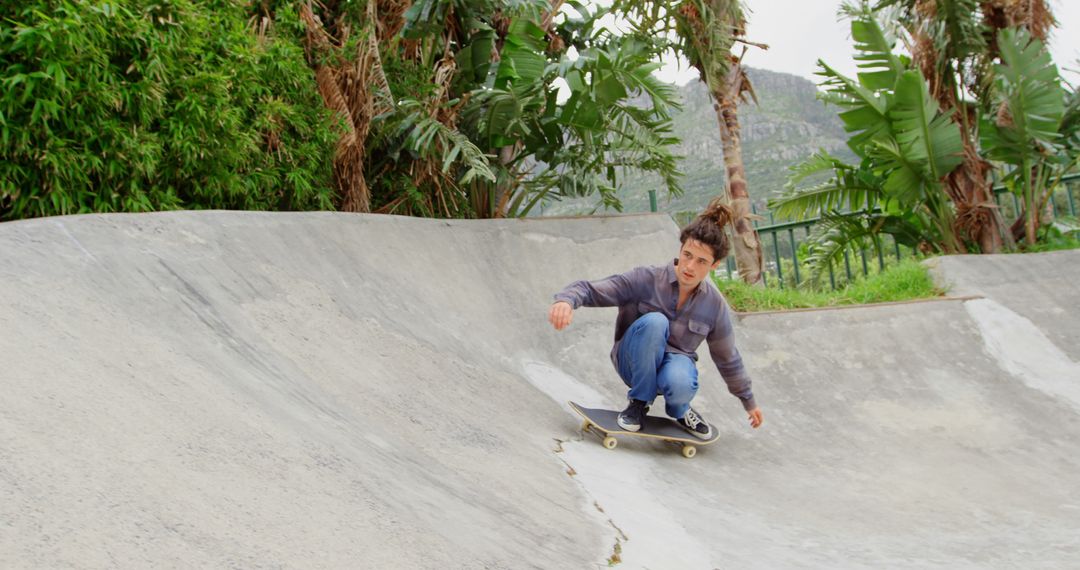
xmin=677 ymin=408 xmax=714 ymax=440
xmin=617 ymin=399 xmax=649 ymax=432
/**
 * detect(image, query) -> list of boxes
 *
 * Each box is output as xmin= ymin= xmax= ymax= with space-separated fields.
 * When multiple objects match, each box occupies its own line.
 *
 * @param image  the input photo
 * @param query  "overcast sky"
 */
xmin=651 ymin=0 xmax=1080 ymax=86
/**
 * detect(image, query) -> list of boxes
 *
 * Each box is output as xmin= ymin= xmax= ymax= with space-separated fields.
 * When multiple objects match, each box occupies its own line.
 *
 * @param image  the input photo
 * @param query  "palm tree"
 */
xmin=608 ymin=0 xmax=765 ymax=283
xmin=876 ymin=0 xmax=1059 ymax=250
xmin=674 ymin=0 xmax=764 ymax=283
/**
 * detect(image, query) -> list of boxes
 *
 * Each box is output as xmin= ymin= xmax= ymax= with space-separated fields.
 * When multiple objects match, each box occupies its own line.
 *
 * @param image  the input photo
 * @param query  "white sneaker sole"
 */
xmin=617 ymin=416 xmax=642 ymax=432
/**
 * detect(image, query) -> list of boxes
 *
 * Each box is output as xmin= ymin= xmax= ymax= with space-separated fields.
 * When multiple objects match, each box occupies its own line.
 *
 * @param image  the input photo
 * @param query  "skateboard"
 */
xmin=569 ymin=401 xmax=720 ymax=458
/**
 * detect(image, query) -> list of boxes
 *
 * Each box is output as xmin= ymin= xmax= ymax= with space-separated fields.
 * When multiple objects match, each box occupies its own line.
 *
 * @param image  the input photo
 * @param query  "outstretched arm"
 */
xmin=707 ymin=300 xmax=764 ymax=428
xmin=549 ymin=267 xmax=649 ymax=331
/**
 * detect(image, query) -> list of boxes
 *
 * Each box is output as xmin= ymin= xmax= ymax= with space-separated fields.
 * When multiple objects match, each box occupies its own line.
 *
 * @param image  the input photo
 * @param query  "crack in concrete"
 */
xmin=554 ymin=434 xmax=630 ymax=567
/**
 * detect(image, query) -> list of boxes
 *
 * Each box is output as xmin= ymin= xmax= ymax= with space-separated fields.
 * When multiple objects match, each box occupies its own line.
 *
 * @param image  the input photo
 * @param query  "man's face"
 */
xmin=677 ymin=239 xmax=721 ymax=290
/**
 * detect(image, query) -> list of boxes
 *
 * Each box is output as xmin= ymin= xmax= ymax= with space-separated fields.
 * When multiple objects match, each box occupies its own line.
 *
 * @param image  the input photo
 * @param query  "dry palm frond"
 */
xmin=1026 ymin=0 xmax=1055 ymax=40
xmin=301 ymin=2 xmax=371 ymax=212
xmin=429 ymin=52 xmax=456 ymax=116
xmin=367 ymin=35 xmax=395 ymax=114
xmin=911 ymin=29 xmax=944 ymax=98
xmin=915 ymin=0 xmax=937 ymax=19
xmin=981 ymin=0 xmax=1056 ymax=41
xmin=946 ymin=142 xmax=1001 ymax=251
xmin=301 ymin=4 xmax=356 ymax=134
xmin=954 ymin=201 xmax=993 ymax=251
xmin=994 ymin=100 xmax=1014 ymax=128
xmin=377 ymin=0 xmax=411 ymax=41
xmin=730 ymin=48 xmax=757 ymax=105
xmin=300 ymin=2 xmax=336 ymax=53
xmin=315 ymin=65 xmax=355 ymax=130
xmin=1001 ymin=0 xmax=1054 ymax=40
xmin=365 ymin=0 xmax=395 ymax=113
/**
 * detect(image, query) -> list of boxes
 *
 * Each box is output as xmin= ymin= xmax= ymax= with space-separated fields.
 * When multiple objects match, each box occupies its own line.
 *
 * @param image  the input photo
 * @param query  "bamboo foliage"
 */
xmin=1 ymin=0 xmax=338 ymax=219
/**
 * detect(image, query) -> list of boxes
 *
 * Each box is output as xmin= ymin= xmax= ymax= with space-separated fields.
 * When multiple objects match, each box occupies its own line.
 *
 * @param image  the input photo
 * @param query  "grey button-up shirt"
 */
xmin=554 ymin=259 xmax=756 ymax=411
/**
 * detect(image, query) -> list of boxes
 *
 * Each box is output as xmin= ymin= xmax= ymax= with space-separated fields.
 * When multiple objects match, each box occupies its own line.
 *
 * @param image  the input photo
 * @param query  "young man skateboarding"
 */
xmin=548 ymin=200 xmax=764 ymax=438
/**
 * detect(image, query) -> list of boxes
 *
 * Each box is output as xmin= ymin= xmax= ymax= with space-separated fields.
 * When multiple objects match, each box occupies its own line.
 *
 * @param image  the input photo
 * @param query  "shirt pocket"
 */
xmin=686 ymin=319 xmax=711 ymax=347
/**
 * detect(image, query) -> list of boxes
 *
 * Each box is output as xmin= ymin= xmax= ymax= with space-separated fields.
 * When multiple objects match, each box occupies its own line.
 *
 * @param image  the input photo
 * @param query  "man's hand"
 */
xmin=548 ymin=301 xmax=574 ymax=331
xmin=748 ymin=408 xmax=763 ymax=429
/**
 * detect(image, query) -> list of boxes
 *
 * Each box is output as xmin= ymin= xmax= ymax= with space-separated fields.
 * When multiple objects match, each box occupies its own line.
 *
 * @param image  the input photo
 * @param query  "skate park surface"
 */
xmin=2 ymin=211 xmax=1078 ymax=569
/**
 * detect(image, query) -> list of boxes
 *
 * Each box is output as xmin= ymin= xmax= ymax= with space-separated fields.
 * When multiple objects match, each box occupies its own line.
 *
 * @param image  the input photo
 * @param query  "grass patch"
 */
xmin=714 ymin=258 xmax=945 ymax=312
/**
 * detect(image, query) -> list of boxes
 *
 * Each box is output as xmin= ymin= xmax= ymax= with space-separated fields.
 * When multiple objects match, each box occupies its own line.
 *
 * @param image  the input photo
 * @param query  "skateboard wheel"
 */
xmin=602 ymin=436 xmax=618 ymax=450
xmin=581 ymin=421 xmax=591 ymax=433
xmin=681 ymin=445 xmax=697 ymax=459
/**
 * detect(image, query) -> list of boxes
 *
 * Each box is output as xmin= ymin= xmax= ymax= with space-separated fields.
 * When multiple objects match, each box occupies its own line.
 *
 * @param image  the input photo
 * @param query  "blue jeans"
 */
xmin=615 ymin=312 xmax=698 ymax=419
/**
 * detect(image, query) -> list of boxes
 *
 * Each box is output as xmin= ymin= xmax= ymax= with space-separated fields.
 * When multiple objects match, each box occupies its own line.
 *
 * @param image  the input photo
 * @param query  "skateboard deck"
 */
xmin=569 ymin=401 xmax=719 ymax=458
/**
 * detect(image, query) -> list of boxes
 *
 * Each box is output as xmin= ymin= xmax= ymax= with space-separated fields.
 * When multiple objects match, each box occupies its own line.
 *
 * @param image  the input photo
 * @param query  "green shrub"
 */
xmin=0 ymin=0 xmax=338 ymax=219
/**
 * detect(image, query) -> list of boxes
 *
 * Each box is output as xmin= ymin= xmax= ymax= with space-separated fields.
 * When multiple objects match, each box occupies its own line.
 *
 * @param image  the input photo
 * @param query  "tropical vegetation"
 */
xmin=3 ymin=0 xmax=1077 ymax=286
xmin=1 ymin=0 xmax=686 ymax=220
xmin=770 ymin=0 xmax=1078 ymax=280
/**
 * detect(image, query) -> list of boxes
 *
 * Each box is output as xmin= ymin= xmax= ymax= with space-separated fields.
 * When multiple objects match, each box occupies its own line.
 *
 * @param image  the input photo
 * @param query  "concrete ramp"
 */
xmin=1 ymin=212 xmax=1079 ymax=568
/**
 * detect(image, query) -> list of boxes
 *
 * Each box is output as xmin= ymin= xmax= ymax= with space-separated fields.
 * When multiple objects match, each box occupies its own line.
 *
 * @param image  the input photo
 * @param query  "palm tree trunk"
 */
xmin=711 ymin=66 xmax=763 ymax=284
xmin=1023 ymin=161 xmax=1039 ymax=245
xmin=944 ymin=148 xmax=1002 ymax=253
xmin=493 ymin=144 xmax=516 ymax=218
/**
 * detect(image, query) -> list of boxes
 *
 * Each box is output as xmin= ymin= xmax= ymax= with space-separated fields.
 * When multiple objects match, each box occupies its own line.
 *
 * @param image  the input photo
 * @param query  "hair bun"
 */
xmin=702 ymin=198 xmax=734 ymax=227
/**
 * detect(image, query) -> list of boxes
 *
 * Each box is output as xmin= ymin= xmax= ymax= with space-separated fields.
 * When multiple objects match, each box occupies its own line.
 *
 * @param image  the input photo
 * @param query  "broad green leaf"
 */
xmin=979 ymin=27 xmax=1064 ymax=164
xmin=594 ymin=74 xmax=627 ymax=106
xmin=818 ymin=61 xmax=892 ymax=157
xmin=888 ymin=70 xmax=963 ymax=180
xmin=869 ymin=137 xmax=925 ymax=204
xmin=496 ymin=19 xmax=546 ymax=95
xmin=459 ymin=30 xmax=495 ymax=83
xmin=769 ymin=178 xmax=883 ymax=221
xmin=850 ymin=18 xmax=904 ymax=91
xmin=784 ymin=150 xmax=847 ymax=189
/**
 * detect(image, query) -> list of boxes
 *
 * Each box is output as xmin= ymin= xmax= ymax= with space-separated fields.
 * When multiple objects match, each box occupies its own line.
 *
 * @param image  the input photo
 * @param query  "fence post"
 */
xmin=789 ymin=228 xmax=801 ymax=285
xmin=772 ymin=232 xmax=784 ymax=289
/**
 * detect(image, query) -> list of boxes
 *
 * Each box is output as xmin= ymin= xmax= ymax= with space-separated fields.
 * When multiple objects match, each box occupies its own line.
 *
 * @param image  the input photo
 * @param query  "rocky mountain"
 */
xmin=540 ymin=67 xmax=855 ymax=218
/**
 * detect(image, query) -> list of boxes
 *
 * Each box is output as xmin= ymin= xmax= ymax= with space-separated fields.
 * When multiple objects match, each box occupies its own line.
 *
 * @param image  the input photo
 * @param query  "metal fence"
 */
xmin=694 ymin=172 xmax=1080 ymax=290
